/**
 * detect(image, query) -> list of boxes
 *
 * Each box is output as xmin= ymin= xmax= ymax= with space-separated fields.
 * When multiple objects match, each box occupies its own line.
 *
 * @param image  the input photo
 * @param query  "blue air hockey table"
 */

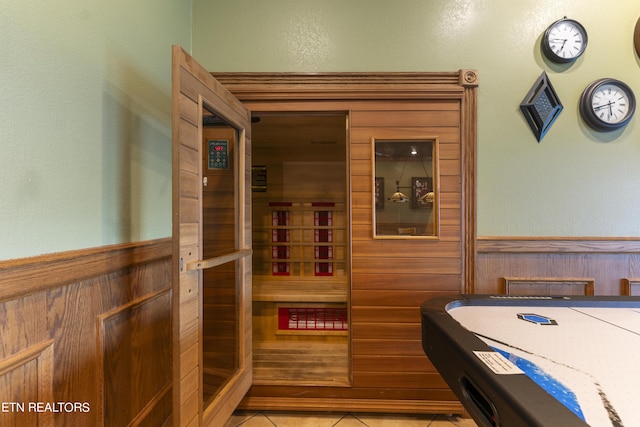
xmin=421 ymin=294 xmax=640 ymax=427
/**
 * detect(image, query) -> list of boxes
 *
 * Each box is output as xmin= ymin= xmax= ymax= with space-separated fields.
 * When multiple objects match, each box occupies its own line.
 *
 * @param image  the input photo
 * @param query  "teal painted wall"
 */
xmin=1 ymin=0 xmax=191 ymax=259
xmin=3 ymin=1 xmax=640 ymax=261
xmin=193 ymin=0 xmax=640 ymax=237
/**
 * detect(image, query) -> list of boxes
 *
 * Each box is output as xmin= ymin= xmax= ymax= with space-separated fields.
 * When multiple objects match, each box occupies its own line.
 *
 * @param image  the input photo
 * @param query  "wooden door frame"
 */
xmin=212 ymin=71 xmax=478 ymax=293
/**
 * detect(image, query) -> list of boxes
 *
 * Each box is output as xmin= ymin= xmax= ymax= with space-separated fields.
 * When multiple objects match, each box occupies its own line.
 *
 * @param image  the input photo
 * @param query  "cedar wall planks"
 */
xmin=350 ymin=102 xmax=462 ymax=391
xmin=0 ymin=239 xmax=172 ymax=426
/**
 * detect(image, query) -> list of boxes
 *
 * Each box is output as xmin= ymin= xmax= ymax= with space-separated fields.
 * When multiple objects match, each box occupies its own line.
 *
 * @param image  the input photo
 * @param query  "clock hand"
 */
xmin=593 ymin=101 xmax=615 ymax=112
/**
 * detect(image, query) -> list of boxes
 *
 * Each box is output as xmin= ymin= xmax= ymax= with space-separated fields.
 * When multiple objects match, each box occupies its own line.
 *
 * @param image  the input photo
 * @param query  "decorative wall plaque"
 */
xmin=520 ymin=72 xmax=563 ymax=142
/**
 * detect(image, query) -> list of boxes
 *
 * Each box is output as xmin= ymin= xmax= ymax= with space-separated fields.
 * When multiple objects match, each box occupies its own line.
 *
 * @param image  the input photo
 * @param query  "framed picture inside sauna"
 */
xmin=374 ymin=177 xmax=384 ymax=209
xmin=372 ymin=138 xmax=439 ymax=239
xmin=411 ymin=177 xmax=433 ymax=209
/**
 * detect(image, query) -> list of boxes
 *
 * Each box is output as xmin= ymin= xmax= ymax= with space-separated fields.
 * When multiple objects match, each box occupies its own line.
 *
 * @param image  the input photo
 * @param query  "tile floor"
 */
xmin=225 ymin=411 xmax=478 ymax=427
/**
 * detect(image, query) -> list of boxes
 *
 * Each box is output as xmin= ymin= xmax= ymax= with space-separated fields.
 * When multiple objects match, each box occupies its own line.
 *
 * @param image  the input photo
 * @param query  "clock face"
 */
xmin=580 ymin=78 xmax=636 ymax=131
xmin=542 ymin=18 xmax=588 ymax=63
xmin=591 ymin=83 xmax=632 ymax=124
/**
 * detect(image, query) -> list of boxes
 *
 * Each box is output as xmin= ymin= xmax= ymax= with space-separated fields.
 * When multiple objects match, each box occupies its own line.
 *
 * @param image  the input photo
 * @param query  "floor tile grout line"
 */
xmin=334 ymin=413 xmax=369 ymax=427
xmin=259 ymin=411 xmax=278 ymax=427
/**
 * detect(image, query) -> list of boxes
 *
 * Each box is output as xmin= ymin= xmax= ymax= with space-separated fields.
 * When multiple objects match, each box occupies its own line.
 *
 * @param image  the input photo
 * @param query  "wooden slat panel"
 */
xmin=178 ymin=291 xmax=199 ymax=336
xmin=351 ymin=240 xmax=461 ymax=258
xmin=351 ymin=110 xmax=460 ymax=127
xmin=180 ymin=63 xmax=252 ymax=133
xmin=180 ymin=170 xmax=199 ymax=201
xmin=179 ymin=120 xmax=199 ymax=155
xmin=253 ymin=342 xmax=348 ymax=386
xmin=351 ymin=322 xmax=421 ymax=340
xmin=179 ymin=93 xmax=198 ymax=125
xmin=352 ymin=258 xmax=461 ymax=275
xmin=352 ymin=372 xmax=448 ymax=389
xmin=352 ymin=273 xmax=462 ymax=291
xmin=352 ymin=224 xmax=461 ymax=241
xmin=353 ymin=355 xmax=436 ymax=373
xmin=350 ymin=128 xmax=461 ymax=147
xmin=179 ymin=223 xmax=199 ymax=248
xmin=352 ymin=339 xmax=425 ymax=356
xmin=181 ymin=196 xmax=199 ymax=225
xmin=352 ymin=290 xmax=456 ymax=308
xmin=351 ymin=306 xmax=423 ymax=324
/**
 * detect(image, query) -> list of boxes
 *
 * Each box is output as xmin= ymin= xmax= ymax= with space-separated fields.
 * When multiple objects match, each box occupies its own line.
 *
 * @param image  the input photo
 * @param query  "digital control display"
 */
xmin=208 ymin=140 xmax=229 ymax=169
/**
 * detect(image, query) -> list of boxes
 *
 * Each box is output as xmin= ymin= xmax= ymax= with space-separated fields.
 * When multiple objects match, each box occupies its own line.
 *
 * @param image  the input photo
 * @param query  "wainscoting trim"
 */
xmin=0 ymin=238 xmax=172 ymax=303
xmin=478 ymin=236 xmax=640 ymax=254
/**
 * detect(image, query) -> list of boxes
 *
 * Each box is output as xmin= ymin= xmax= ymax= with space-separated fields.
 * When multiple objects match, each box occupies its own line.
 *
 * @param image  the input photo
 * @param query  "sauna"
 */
xmin=172 ymin=46 xmax=478 ymax=423
xmin=250 ymin=114 xmax=350 ymax=386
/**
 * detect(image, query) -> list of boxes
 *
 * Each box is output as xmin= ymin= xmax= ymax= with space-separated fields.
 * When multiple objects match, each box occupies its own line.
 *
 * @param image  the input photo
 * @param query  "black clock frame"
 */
xmin=579 ymin=78 xmax=636 ymax=132
xmin=541 ymin=17 xmax=588 ymax=64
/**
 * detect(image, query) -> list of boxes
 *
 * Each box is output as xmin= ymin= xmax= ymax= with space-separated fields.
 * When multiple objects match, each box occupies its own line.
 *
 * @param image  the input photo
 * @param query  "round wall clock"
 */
xmin=579 ymin=78 xmax=636 ymax=131
xmin=541 ymin=17 xmax=588 ymax=63
xmin=634 ymin=17 xmax=640 ymax=58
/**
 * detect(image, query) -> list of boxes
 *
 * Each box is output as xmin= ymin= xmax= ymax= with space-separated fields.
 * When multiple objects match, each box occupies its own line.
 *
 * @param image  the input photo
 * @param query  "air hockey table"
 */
xmin=421 ymin=294 xmax=640 ymax=427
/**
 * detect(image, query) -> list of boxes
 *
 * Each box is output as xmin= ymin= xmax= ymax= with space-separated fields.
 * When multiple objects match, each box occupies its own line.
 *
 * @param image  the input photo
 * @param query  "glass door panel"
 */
xmin=201 ymin=105 xmax=240 ymax=405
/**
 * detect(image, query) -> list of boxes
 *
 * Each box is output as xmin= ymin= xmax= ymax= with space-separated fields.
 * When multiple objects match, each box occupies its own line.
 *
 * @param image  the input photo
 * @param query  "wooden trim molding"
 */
xmin=461 ymin=70 xmax=478 ymax=293
xmin=478 ymin=236 xmax=640 ymax=254
xmin=0 ymin=238 xmax=172 ymax=302
xmin=212 ymin=71 xmax=477 ymax=100
xmin=503 ymin=277 xmax=595 ymax=296
xmin=238 ymin=396 xmax=463 ymax=415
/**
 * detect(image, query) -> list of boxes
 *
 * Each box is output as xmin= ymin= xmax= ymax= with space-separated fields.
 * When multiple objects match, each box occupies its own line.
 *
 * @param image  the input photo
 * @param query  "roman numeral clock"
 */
xmin=580 ymin=78 xmax=636 ymax=132
xmin=541 ymin=17 xmax=588 ymax=63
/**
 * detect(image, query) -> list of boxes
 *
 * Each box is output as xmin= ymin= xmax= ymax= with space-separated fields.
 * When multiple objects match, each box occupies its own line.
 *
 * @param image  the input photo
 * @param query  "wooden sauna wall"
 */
xmin=349 ymin=101 xmax=463 ymax=393
xmin=476 ymin=237 xmax=640 ymax=296
xmin=0 ymin=239 xmax=172 ymax=426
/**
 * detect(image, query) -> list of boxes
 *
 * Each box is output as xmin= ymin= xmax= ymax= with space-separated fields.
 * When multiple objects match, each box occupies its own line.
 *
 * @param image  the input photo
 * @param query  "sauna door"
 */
xmin=171 ymin=46 xmax=252 ymax=426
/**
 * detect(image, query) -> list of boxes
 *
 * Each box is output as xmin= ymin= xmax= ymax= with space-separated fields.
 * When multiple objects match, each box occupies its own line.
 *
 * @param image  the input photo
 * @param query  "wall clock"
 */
xmin=541 ymin=17 xmax=588 ymax=63
xmin=579 ymin=78 xmax=636 ymax=131
xmin=635 ymin=17 xmax=640 ymax=58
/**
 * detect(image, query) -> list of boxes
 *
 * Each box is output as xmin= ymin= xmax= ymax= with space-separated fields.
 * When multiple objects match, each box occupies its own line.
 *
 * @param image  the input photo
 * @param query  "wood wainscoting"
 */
xmin=0 ymin=238 xmax=172 ymax=427
xmin=476 ymin=237 xmax=640 ymax=296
